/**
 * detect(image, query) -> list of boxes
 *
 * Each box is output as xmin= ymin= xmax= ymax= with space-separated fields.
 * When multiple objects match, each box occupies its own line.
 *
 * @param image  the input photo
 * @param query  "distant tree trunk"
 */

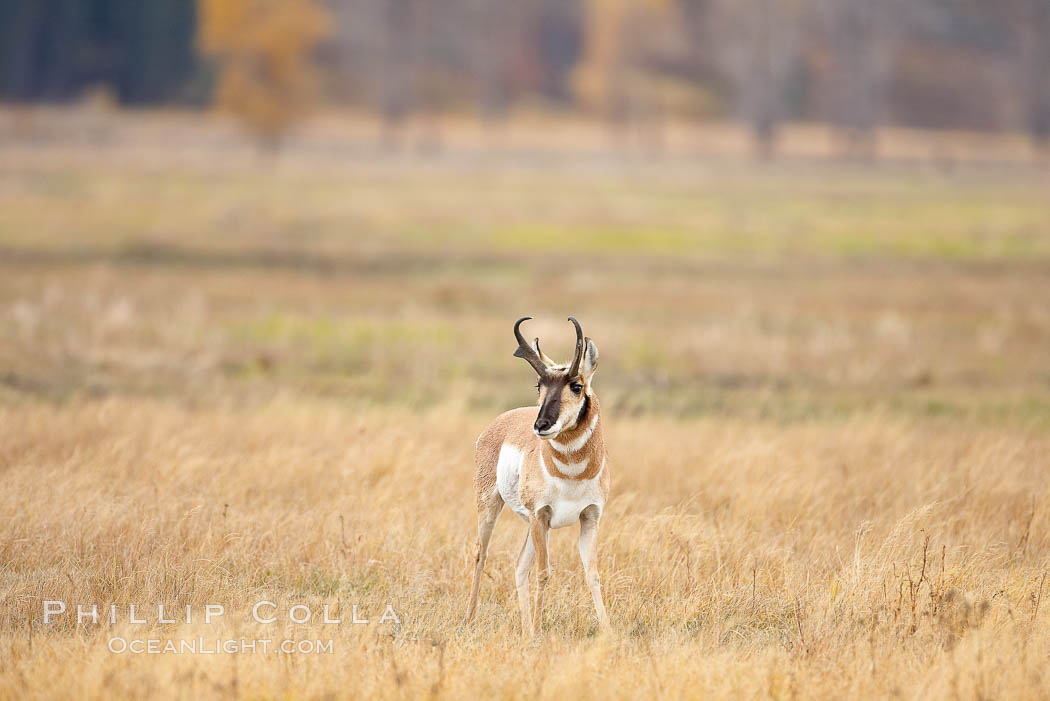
xmin=1016 ymin=0 xmax=1050 ymax=153
xmin=381 ymin=0 xmax=415 ymax=146
xmin=823 ymin=0 xmax=894 ymax=161
xmin=414 ymin=0 xmax=442 ymax=153
xmin=751 ymin=0 xmax=778 ymax=160
xmin=710 ymin=0 xmax=802 ymax=160
xmin=473 ymin=0 xmax=512 ymax=120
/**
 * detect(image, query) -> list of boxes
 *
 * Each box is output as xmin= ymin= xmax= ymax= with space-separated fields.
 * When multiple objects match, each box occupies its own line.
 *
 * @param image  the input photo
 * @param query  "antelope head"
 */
xmin=513 ymin=316 xmax=599 ymax=439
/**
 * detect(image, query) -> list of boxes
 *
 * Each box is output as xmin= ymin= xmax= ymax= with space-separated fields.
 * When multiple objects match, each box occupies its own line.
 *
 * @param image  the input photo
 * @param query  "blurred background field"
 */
xmin=2 ymin=114 xmax=1049 ymax=423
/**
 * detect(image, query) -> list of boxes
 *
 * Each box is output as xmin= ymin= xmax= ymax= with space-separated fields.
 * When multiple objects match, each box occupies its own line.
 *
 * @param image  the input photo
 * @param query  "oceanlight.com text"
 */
xmin=107 ymin=637 xmax=335 ymax=655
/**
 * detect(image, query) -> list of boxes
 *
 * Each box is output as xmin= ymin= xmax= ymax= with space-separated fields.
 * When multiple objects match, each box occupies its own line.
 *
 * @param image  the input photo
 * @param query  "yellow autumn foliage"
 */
xmin=573 ymin=0 xmax=672 ymax=114
xmin=198 ymin=0 xmax=331 ymax=145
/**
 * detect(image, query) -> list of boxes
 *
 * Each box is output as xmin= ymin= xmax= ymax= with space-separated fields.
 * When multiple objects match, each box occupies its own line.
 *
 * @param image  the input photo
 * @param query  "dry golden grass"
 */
xmin=1 ymin=399 xmax=1048 ymax=699
xmin=2 ymin=112 xmax=1050 ymax=699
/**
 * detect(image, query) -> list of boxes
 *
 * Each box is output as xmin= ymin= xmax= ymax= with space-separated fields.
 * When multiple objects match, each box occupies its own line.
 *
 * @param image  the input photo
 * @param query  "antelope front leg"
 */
xmin=514 ymin=530 xmax=536 ymax=637
xmin=530 ymin=507 xmax=552 ymax=636
xmin=579 ymin=505 xmax=610 ymax=630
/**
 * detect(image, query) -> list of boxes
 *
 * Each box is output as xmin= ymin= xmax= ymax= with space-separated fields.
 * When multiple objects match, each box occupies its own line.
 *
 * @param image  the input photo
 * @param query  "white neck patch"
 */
xmin=550 ymin=410 xmax=599 ymax=454
xmin=550 ymin=453 xmax=590 ymax=477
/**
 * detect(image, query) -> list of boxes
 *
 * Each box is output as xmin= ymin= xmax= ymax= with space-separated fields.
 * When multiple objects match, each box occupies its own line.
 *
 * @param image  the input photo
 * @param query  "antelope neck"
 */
xmin=542 ymin=395 xmax=602 ymax=480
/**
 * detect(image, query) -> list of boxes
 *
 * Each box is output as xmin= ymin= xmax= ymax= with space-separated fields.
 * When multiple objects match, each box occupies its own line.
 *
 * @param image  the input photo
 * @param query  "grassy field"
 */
xmin=1 ymin=113 xmax=1050 ymax=699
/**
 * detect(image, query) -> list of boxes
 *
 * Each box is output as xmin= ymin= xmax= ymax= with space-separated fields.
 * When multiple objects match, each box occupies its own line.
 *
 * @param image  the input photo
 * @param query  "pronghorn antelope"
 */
xmin=464 ymin=316 xmax=610 ymax=635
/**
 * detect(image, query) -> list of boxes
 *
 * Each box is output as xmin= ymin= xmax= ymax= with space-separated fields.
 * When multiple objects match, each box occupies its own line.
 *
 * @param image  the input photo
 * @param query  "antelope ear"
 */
xmin=581 ymin=338 xmax=598 ymax=381
xmin=532 ymin=338 xmax=555 ymax=367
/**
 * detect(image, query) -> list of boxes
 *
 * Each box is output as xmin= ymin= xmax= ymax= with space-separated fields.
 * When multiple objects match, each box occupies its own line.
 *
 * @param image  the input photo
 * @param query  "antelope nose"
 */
xmin=534 ymin=417 xmax=553 ymax=434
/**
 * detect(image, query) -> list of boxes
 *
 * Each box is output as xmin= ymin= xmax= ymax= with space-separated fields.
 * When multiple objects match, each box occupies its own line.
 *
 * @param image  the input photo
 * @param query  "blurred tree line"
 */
xmin=1 ymin=0 xmax=1048 ymax=153
xmin=0 ymin=0 xmax=198 ymax=103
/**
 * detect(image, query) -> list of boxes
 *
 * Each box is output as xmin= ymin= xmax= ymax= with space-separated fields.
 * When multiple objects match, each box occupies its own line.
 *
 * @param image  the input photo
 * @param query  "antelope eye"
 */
xmin=570 ymin=383 xmax=583 ymax=394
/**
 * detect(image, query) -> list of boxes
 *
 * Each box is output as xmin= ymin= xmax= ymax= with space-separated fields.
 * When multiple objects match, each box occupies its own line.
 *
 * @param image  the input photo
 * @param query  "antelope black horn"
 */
xmin=567 ymin=316 xmax=585 ymax=379
xmin=513 ymin=317 xmax=548 ymax=376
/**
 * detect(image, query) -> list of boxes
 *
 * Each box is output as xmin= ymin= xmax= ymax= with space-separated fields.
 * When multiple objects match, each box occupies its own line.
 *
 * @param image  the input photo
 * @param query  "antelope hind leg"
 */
xmin=463 ymin=494 xmax=503 ymax=624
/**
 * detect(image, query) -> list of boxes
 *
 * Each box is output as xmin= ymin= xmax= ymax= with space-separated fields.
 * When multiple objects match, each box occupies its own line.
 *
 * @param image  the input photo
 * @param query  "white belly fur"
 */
xmin=496 ymin=445 xmax=606 ymax=528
